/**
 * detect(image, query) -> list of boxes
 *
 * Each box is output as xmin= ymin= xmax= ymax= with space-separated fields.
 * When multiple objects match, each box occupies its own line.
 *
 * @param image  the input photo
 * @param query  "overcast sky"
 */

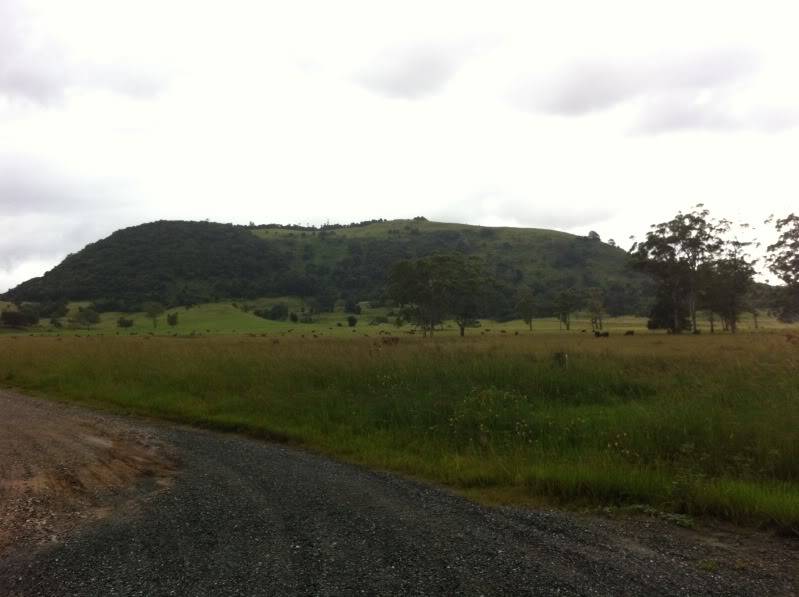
xmin=2 ymin=0 xmax=798 ymax=291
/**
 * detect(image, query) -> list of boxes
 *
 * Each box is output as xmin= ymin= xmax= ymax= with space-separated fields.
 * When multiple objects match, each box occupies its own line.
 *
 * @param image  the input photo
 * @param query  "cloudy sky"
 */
xmin=2 ymin=0 xmax=798 ymax=290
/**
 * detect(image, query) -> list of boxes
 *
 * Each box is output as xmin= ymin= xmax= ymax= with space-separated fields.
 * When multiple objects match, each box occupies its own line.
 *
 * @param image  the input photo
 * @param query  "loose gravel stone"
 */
xmin=1 ymin=391 xmax=797 ymax=596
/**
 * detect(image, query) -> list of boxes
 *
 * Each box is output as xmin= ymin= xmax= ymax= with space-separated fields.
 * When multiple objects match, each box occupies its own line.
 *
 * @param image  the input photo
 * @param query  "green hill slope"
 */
xmin=5 ymin=218 xmax=653 ymax=316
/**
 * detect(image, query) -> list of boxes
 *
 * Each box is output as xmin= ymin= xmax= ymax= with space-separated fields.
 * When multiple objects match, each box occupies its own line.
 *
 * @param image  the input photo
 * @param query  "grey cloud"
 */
xmin=0 ymin=210 xmax=131 ymax=291
xmin=0 ymin=216 xmax=89 ymax=271
xmin=356 ymin=40 xmax=482 ymax=99
xmin=0 ymin=152 xmax=137 ymax=282
xmin=514 ymin=48 xmax=798 ymax=133
xmin=0 ymin=1 xmax=168 ymax=103
xmin=0 ymin=154 xmax=131 ymax=215
xmin=516 ymin=48 xmax=758 ymax=116
xmin=528 ymin=62 xmax=636 ymax=115
xmin=633 ymin=94 xmax=799 ymax=134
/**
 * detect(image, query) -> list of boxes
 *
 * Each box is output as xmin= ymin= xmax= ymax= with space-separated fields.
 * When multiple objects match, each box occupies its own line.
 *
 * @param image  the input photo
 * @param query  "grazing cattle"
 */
xmin=594 ymin=331 xmax=610 ymax=338
xmin=624 ymin=330 xmax=635 ymax=336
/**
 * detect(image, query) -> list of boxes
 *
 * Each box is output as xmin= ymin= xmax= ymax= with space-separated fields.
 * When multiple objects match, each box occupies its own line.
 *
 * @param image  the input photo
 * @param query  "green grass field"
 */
xmin=1 ymin=329 xmax=797 ymax=533
xmin=0 ymin=299 xmax=783 ymax=338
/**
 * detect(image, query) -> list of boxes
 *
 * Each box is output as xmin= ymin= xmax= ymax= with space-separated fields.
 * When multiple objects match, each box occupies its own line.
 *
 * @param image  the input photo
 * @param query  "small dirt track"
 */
xmin=0 ymin=391 xmax=796 ymax=596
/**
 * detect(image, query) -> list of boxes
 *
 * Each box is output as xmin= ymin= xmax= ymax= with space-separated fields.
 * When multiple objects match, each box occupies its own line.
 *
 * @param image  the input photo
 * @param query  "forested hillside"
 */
xmin=5 ymin=218 xmax=654 ymax=317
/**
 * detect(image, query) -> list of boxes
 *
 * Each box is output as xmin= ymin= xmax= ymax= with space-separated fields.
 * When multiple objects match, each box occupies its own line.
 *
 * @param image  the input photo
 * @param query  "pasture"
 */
xmin=0 ymin=299 xmax=782 ymax=338
xmin=1 ymin=329 xmax=797 ymax=532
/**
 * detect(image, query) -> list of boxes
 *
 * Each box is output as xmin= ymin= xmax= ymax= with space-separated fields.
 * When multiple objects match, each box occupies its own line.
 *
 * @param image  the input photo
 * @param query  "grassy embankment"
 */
xmin=1 ymin=332 xmax=797 ymax=532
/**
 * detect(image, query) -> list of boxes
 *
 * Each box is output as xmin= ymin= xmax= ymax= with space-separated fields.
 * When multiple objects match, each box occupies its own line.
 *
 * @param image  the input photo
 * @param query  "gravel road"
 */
xmin=1 ymin=391 xmax=796 ymax=596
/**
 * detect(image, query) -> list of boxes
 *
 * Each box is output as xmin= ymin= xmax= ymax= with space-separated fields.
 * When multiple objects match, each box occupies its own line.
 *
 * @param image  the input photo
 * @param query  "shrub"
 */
xmin=117 ymin=317 xmax=135 ymax=328
xmin=347 ymin=315 xmax=358 ymax=327
xmin=1 ymin=310 xmax=37 ymax=328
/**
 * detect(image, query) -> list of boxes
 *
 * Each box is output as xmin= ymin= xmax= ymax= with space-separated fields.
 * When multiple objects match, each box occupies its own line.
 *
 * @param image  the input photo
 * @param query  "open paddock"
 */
xmin=1 ymin=331 xmax=797 ymax=532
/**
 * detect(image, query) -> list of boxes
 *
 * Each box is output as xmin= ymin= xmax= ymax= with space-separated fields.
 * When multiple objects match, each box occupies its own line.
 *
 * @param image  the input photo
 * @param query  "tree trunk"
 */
xmin=528 ymin=320 xmax=532 ymax=331
xmin=709 ymin=312 xmax=715 ymax=334
xmin=459 ymin=323 xmax=465 ymax=337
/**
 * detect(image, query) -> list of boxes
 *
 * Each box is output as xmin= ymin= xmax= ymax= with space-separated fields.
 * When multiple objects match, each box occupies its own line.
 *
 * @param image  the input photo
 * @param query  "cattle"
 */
xmin=381 ymin=336 xmax=400 ymax=346
xmin=624 ymin=330 xmax=635 ymax=336
xmin=594 ymin=331 xmax=610 ymax=338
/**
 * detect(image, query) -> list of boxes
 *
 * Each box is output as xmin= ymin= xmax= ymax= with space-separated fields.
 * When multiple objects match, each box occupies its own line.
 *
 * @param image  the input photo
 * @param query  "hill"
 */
xmin=4 ymin=218 xmax=653 ymax=317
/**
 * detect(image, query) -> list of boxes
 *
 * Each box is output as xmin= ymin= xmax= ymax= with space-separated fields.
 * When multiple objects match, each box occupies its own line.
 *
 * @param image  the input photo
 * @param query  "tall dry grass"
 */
xmin=1 ymin=332 xmax=797 ymax=530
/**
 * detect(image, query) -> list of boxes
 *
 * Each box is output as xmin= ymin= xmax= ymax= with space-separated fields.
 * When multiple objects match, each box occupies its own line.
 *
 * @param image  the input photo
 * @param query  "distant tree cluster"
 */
xmin=253 ymin=304 xmax=289 ymax=321
xmin=1 ymin=306 xmax=39 ymax=328
xmin=387 ymin=254 xmax=490 ymax=336
xmin=766 ymin=213 xmax=799 ymax=321
xmin=629 ymin=205 xmax=789 ymax=333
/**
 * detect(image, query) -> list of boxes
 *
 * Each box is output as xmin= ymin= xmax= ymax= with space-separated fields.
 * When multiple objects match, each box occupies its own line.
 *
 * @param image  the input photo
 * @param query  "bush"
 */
xmin=1 ymin=309 xmax=37 ymax=328
xmin=167 ymin=312 xmax=179 ymax=326
xmin=117 ymin=317 xmax=135 ymax=328
xmin=347 ymin=315 xmax=358 ymax=327
xmin=267 ymin=304 xmax=289 ymax=321
xmin=75 ymin=307 xmax=100 ymax=329
xmin=289 ymin=312 xmax=298 ymax=323
xmin=39 ymin=300 xmax=69 ymax=318
xmin=369 ymin=316 xmax=389 ymax=325
xmin=91 ymin=298 xmax=132 ymax=313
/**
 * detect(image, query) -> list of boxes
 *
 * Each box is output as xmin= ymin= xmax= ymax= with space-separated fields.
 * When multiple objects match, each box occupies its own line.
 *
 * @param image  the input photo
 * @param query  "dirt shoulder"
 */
xmin=0 ymin=389 xmax=176 ymax=555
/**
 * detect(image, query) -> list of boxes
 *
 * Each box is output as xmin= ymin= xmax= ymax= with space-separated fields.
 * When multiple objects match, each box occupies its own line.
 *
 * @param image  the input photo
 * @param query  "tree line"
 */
xmin=632 ymin=206 xmax=798 ymax=332
xmin=2 ymin=212 xmax=796 ymax=333
xmin=384 ymin=208 xmax=798 ymax=334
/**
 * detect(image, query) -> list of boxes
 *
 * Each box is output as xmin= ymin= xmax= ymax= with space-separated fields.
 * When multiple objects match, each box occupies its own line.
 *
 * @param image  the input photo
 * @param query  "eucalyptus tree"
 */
xmin=387 ymin=254 xmax=488 ymax=336
xmin=704 ymin=237 xmax=756 ymax=333
xmin=585 ymin=287 xmax=606 ymax=331
xmin=632 ymin=205 xmax=724 ymax=333
xmin=766 ymin=213 xmax=799 ymax=320
xmin=554 ymin=288 xmax=581 ymax=331
xmin=141 ymin=301 xmax=165 ymax=328
xmin=515 ymin=289 xmax=536 ymax=331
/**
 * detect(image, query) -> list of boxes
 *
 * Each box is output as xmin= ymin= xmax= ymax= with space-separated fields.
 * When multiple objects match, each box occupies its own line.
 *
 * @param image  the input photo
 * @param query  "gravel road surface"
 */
xmin=1 ymin=390 xmax=796 ymax=596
